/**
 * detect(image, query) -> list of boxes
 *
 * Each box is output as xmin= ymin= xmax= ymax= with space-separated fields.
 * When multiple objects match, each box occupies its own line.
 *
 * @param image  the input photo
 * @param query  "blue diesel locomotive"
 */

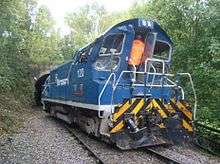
xmin=36 ymin=18 xmax=197 ymax=149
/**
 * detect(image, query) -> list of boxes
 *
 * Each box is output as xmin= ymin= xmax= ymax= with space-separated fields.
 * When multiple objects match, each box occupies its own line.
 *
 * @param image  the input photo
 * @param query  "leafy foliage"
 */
xmin=0 ymin=0 xmax=64 ymax=134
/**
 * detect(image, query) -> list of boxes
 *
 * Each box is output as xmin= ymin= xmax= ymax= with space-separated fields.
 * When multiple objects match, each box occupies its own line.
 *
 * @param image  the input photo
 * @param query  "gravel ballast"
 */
xmin=0 ymin=107 xmax=96 ymax=164
xmin=69 ymin=127 xmax=163 ymax=164
xmin=0 ymin=107 xmax=220 ymax=164
xmin=152 ymin=144 xmax=220 ymax=164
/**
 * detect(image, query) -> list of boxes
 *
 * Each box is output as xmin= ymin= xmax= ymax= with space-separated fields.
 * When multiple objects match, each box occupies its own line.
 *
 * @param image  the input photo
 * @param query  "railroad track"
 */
xmin=194 ymin=121 xmax=220 ymax=156
xmin=65 ymin=124 xmax=183 ymax=164
xmin=146 ymin=148 xmax=181 ymax=164
xmin=65 ymin=125 xmax=105 ymax=164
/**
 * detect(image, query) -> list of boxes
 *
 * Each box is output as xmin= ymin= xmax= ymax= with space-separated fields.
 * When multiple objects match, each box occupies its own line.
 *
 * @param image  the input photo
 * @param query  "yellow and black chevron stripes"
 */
xmin=110 ymin=98 xmax=193 ymax=133
xmin=170 ymin=99 xmax=193 ymax=132
xmin=110 ymin=99 xmax=137 ymax=133
xmin=131 ymin=99 xmax=145 ymax=115
xmin=113 ymin=99 xmax=135 ymax=122
xmin=110 ymin=121 xmax=124 ymax=133
xmin=111 ymin=99 xmax=149 ymax=133
xmin=176 ymin=100 xmax=192 ymax=120
xmin=152 ymin=99 xmax=169 ymax=118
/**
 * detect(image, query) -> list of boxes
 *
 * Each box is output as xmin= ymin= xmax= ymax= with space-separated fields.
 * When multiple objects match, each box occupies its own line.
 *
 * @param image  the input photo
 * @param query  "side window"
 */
xmin=153 ymin=41 xmax=170 ymax=60
xmin=93 ymin=34 xmax=125 ymax=71
xmin=78 ymin=46 xmax=93 ymax=63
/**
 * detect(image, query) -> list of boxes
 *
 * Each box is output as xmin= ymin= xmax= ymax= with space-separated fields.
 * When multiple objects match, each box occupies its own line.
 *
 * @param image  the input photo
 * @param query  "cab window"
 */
xmin=94 ymin=34 xmax=124 ymax=71
xmin=77 ymin=46 xmax=93 ymax=63
xmin=153 ymin=41 xmax=170 ymax=60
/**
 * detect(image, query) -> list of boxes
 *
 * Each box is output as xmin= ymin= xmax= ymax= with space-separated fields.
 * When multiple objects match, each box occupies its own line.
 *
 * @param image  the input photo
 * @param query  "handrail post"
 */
xmin=177 ymin=73 xmax=197 ymax=121
xmin=131 ymin=64 xmax=136 ymax=82
xmin=98 ymin=73 xmax=116 ymax=118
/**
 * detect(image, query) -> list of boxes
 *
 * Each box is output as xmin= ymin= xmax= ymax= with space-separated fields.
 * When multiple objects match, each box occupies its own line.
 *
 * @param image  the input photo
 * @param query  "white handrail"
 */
xmin=132 ymin=83 xmax=176 ymax=87
xmin=131 ymin=64 xmax=137 ymax=82
xmin=145 ymin=58 xmax=165 ymax=74
xmin=144 ymin=58 xmax=166 ymax=89
xmin=178 ymin=86 xmax=185 ymax=99
xmin=98 ymin=73 xmax=116 ymax=118
xmin=97 ymin=71 xmax=196 ymax=121
xmin=114 ymin=70 xmax=175 ymax=90
xmin=177 ymin=73 xmax=197 ymax=121
xmin=42 ymin=77 xmax=50 ymax=95
xmin=148 ymin=63 xmax=156 ymax=88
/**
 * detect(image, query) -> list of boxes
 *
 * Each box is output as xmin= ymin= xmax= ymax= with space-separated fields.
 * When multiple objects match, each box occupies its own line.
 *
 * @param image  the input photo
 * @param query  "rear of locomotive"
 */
xmin=98 ymin=20 xmax=197 ymax=149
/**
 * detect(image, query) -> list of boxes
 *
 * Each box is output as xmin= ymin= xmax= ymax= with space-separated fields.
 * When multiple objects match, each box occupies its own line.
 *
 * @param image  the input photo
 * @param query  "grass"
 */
xmin=0 ymin=93 xmax=32 ymax=136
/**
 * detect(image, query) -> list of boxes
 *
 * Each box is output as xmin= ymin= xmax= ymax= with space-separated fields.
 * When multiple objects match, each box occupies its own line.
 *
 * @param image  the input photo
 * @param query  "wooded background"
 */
xmin=0 ymin=0 xmax=219 ymax=134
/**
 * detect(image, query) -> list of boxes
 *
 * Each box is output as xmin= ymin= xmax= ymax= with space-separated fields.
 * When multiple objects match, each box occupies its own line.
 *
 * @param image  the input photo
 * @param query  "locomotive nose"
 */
xmin=163 ymin=117 xmax=190 ymax=144
xmin=110 ymin=98 xmax=193 ymax=149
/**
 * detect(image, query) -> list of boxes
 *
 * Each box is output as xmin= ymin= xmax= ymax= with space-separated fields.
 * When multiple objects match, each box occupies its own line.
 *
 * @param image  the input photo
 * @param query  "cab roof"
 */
xmin=107 ymin=18 xmax=173 ymax=45
xmin=79 ymin=18 xmax=173 ymax=52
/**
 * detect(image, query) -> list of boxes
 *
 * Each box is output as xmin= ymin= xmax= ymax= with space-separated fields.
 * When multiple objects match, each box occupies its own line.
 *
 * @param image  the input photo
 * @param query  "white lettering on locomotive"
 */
xmin=77 ymin=68 xmax=84 ymax=78
xmin=56 ymin=78 xmax=68 ymax=86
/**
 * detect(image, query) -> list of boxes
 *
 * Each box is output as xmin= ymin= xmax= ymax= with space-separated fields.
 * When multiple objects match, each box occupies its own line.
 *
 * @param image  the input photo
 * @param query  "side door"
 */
xmin=69 ymin=46 xmax=93 ymax=103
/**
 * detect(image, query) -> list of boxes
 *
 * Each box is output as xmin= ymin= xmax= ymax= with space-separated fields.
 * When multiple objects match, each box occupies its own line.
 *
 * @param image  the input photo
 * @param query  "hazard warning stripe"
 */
xmin=170 ymin=100 xmax=193 ymax=132
xmin=113 ymin=99 xmax=141 ymax=127
xmin=111 ymin=98 xmax=194 ymax=133
xmin=144 ymin=99 xmax=167 ymax=129
xmin=151 ymin=99 xmax=167 ymax=118
xmin=179 ymin=100 xmax=192 ymax=112
xmin=176 ymin=101 xmax=192 ymax=120
xmin=111 ymin=99 xmax=141 ymax=133
xmin=170 ymin=100 xmax=192 ymax=123
xmin=137 ymin=99 xmax=151 ymax=117
xmin=155 ymin=99 xmax=170 ymax=116
xmin=131 ymin=99 xmax=145 ymax=115
xmin=171 ymin=99 xmax=192 ymax=111
xmin=183 ymin=120 xmax=193 ymax=132
xmin=179 ymin=100 xmax=191 ymax=109
xmin=164 ymin=104 xmax=176 ymax=113
xmin=145 ymin=100 xmax=153 ymax=112
xmin=113 ymin=99 xmax=134 ymax=121
xmin=110 ymin=121 xmax=124 ymax=133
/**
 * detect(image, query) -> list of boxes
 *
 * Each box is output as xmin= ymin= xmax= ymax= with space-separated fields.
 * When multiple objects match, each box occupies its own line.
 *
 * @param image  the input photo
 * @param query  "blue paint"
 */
xmin=42 ymin=18 xmax=178 ymax=107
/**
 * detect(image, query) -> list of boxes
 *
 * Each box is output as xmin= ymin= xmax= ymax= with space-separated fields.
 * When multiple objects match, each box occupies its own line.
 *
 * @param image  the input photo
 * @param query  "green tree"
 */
xmin=0 ymin=0 xmax=34 ymax=97
xmin=61 ymin=3 xmax=109 ymax=59
xmin=26 ymin=5 xmax=63 ymax=76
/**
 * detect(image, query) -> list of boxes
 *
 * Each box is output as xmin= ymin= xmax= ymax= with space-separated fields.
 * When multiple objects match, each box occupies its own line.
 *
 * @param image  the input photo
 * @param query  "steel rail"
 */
xmin=195 ymin=121 xmax=220 ymax=134
xmin=65 ymin=125 xmax=183 ymax=164
xmin=65 ymin=125 xmax=105 ymax=164
xmin=146 ymin=148 xmax=182 ymax=164
xmin=193 ymin=136 xmax=220 ymax=156
xmin=194 ymin=121 xmax=220 ymax=156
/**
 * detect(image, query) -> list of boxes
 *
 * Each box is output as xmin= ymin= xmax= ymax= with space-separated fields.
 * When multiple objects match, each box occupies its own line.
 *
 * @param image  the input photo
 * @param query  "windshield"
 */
xmin=94 ymin=56 xmax=120 ymax=71
xmin=93 ymin=34 xmax=124 ymax=71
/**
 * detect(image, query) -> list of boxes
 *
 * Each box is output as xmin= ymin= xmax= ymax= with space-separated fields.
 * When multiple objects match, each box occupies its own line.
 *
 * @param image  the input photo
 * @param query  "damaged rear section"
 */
xmin=110 ymin=98 xmax=193 ymax=150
